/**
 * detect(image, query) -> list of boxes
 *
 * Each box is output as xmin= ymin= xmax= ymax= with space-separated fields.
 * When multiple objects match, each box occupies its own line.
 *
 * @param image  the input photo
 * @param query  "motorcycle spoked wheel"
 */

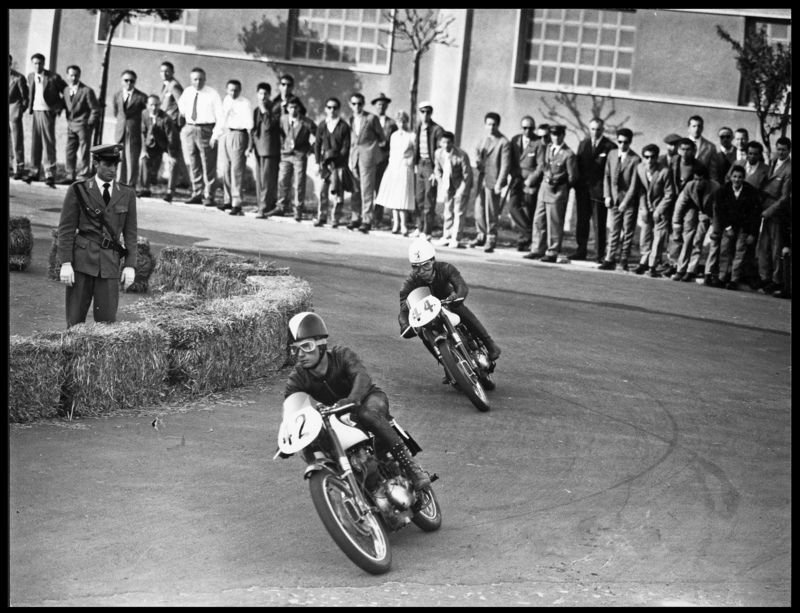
xmin=309 ymin=470 xmax=392 ymax=575
xmin=437 ymin=339 xmax=491 ymax=412
xmin=411 ymin=486 xmax=443 ymax=532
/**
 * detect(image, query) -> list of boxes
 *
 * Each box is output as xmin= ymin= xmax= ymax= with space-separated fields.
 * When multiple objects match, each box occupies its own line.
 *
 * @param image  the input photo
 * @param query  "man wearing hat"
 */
xmin=414 ymin=100 xmax=444 ymax=239
xmin=372 ymin=93 xmax=397 ymax=226
xmin=57 ymin=144 xmax=138 ymax=327
xmin=659 ymin=133 xmax=682 ymax=167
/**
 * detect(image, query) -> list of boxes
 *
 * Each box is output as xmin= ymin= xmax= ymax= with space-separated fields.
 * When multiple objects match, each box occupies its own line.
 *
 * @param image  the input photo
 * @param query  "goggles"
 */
xmin=412 ymin=260 xmax=433 ymax=270
xmin=289 ymin=338 xmax=325 ymax=354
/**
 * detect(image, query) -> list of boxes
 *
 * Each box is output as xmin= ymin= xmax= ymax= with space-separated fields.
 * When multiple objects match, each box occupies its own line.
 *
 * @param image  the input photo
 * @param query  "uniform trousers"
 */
xmin=221 ymin=130 xmax=249 ymax=208
xmin=253 ymin=154 xmax=279 ymax=214
xmin=180 ymin=123 xmax=217 ymax=199
xmin=65 ymin=123 xmax=93 ymax=180
xmin=66 ymin=269 xmax=120 ymax=328
xmin=31 ymin=109 xmax=57 ymax=179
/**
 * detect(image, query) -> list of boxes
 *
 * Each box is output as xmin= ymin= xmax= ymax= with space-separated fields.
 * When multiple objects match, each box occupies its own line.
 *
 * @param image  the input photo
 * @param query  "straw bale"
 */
xmin=9 ymin=254 xmax=32 ymax=271
xmin=8 ymin=332 xmax=65 ymax=422
xmin=48 ymin=228 xmax=62 ymax=280
xmin=124 ymin=236 xmax=156 ymax=293
xmin=60 ymin=321 xmax=170 ymax=417
xmin=244 ymin=275 xmax=314 ymax=312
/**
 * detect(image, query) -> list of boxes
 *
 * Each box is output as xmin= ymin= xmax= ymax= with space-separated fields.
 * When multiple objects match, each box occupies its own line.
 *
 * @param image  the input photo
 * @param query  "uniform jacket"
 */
xmin=9 ymin=68 xmax=29 ymax=120
xmin=672 ymin=177 xmax=720 ymax=225
xmin=377 ymin=115 xmax=398 ymax=165
xmin=279 ymin=114 xmax=316 ymax=157
xmin=284 ymin=345 xmax=380 ymax=407
xmin=250 ymin=106 xmax=281 ymax=158
xmin=634 ymin=162 xmax=675 ymax=221
xmin=57 ymin=178 xmax=138 ymax=278
xmin=760 ymin=158 xmax=792 ymax=219
xmin=713 ymin=181 xmax=761 ymax=236
xmin=315 ymin=118 xmax=352 ymax=169
xmin=348 ymin=111 xmax=384 ymax=169
xmin=475 ymin=132 xmax=512 ymax=191
xmin=142 ymin=110 xmax=176 ymax=154
xmin=576 ymin=135 xmax=617 ymax=199
xmin=398 ymin=261 xmax=468 ymax=328
xmin=539 ymin=143 xmax=577 ymax=205
xmin=160 ymin=78 xmax=184 ymax=125
xmin=604 ymin=149 xmax=641 ymax=209
xmin=414 ymin=120 xmax=444 ymax=165
xmin=62 ymin=82 xmax=99 ymax=128
xmin=112 ymin=88 xmax=148 ymax=144
xmin=510 ymin=134 xmax=546 ymax=193
xmin=27 ymin=69 xmax=66 ymax=113
xmin=435 ymin=146 xmax=473 ymax=200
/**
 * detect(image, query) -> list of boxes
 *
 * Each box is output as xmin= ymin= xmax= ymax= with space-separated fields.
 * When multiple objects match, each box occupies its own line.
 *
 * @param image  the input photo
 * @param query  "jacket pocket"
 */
xmin=113 ymin=201 xmax=129 ymax=214
xmin=75 ymin=234 xmax=90 ymax=249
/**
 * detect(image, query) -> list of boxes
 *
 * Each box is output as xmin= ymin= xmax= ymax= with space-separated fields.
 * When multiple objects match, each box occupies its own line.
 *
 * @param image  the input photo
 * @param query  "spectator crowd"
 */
xmin=9 ymin=53 xmax=792 ymax=298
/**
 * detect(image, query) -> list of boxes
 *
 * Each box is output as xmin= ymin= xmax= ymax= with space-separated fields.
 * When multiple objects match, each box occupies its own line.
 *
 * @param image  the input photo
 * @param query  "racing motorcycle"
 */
xmin=406 ymin=287 xmax=495 ymax=412
xmin=276 ymin=392 xmax=442 ymax=574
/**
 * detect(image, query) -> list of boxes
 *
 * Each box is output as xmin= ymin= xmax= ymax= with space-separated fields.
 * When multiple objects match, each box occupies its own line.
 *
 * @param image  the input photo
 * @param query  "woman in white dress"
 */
xmin=375 ymin=110 xmax=416 ymax=235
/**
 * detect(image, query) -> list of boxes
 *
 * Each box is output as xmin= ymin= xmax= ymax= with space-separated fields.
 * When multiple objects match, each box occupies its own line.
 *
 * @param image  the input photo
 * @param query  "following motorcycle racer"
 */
xmin=283 ymin=311 xmax=432 ymax=491
xmin=398 ymin=239 xmax=502 ymax=361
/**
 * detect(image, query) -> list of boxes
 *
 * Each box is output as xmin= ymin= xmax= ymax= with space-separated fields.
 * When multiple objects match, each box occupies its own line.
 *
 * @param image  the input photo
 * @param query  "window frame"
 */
xmin=94 ymin=10 xmax=199 ymax=52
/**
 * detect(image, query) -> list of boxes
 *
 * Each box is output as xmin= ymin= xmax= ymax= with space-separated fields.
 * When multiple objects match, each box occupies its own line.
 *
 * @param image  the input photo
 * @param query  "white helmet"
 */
xmin=408 ymin=239 xmax=435 ymax=264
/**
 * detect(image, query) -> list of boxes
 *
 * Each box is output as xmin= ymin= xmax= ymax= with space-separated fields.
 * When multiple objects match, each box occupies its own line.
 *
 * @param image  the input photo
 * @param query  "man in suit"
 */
xmin=631 ymin=143 xmax=675 ymax=277
xmin=507 ymin=116 xmax=545 ymax=252
xmin=27 ymin=52 xmax=66 ymax=186
xmin=372 ymin=92 xmax=398 ymax=227
xmin=598 ymin=128 xmax=641 ymax=271
xmin=273 ymin=96 xmax=316 ymax=221
xmin=216 ymin=79 xmax=253 ymax=215
xmin=347 ymin=92 xmax=385 ymax=234
xmin=159 ymin=60 xmax=185 ymax=203
xmin=687 ymin=115 xmax=721 ymax=183
xmin=706 ymin=164 xmax=761 ymax=289
xmin=272 ymin=73 xmax=301 ymax=117
xmin=658 ymin=133 xmax=682 ymax=168
xmin=757 ymin=136 xmax=792 ymax=295
xmin=248 ymin=82 xmax=281 ymax=218
xmin=314 ymin=96 xmax=351 ymax=228
xmin=433 ymin=131 xmax=472 ymax=249
xmin=574 ymin=117 xmax=617 ymax=261
xmin=138 ymin=94 xmax=177 ymax=198
xmin=60 ymin=65 xmax=99 ymax=184
xmin=57 ymin=144 xmax=137 ymax=328
xmin=736 ymin=140 xmax=770 ymax=287
xmin=670 ymin=165 xmax=720 ymax=282
xmin=414 ymin=100 xmax=445 ymax=239
xmin=9 ymin=54 xmax=29 ymax=180
xmin=471 ymin=112 xmax=512 ymax=254
xmin=112 ymin=70 xmax=148 ymax=189
xmin=526 ymin=124 xmax=576 ymax=263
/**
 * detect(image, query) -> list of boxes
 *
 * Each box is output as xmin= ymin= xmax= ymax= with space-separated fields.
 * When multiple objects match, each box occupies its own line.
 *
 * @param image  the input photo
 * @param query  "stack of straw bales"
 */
xmin=9 ymin=216 xmax=34 ymax=271
xmin=9 ymin=332 xmax=64 ymax=421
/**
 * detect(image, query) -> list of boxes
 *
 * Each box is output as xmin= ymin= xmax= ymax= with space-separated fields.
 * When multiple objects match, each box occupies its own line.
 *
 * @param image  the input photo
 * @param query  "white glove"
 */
xmin=60 ymin=262 xmax=75 ymax=286
xmin=121 ymin=266 xmax=136 ymax=290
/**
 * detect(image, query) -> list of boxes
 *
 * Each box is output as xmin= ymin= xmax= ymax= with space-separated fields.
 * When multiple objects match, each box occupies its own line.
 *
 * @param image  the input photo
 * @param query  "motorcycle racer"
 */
xmin=399 ymin=239 xmax=502 ymax=362
xmin=284 ymin=311 xmax=431 ymax=491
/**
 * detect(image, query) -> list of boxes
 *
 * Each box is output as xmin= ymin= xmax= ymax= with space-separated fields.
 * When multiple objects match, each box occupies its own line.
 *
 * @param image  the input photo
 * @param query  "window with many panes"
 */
xmin=96 ymin=10 xmax=198 ymax=50
xmin=516 ymin=8 xmax=636 ymax=93
xmin=290 ymin=8 xmax=393 ymax=71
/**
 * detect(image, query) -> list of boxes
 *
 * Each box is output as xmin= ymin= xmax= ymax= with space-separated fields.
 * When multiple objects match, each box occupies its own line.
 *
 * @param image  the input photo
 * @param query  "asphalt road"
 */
xmin=8 ymin=181 xmax=792 ymax=606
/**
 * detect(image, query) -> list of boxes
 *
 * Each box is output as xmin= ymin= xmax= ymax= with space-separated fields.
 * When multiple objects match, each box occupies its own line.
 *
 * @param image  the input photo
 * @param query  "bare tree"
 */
xmin=383 ymin=9 xmax=456 ymax=128
xmin=87 ymin=9 xmax=184 ymax=146
xmin=538 ymin=92 xmax=637 ymax=141
xmin=716 ymin=24 xmax=791 ymax=157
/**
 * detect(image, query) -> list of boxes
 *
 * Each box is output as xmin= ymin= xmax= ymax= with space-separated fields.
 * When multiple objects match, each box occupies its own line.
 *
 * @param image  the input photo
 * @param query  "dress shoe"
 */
xmin=255 ymin=212 xmax=269 ymax=219
xmin=203 ymin=198 xmax=217 ymax=207
xmin=483 ymin=243 xmax=495 ymax=253
xmin=312 ymin=218 xmax=326 ymax=227
xmin=619 ymin=260 xmax=629 ymax=271
xmin=540 ymin=254 xmax=557 ymax=263
xmin=517 ymin=241 xmax=532 ymax=252
xmin=671 ymin=272 xmax=685 ymax=281
xmin=217 ymin=202 xmax=232 ymax=211
xmin=391 ymin=227 xmax=400 ymax=234
xmin=185 ymin=195 xmax=203 ymax=205
xmin=760 ymin=281 xmax=778 ymax=294
xmin=468 ymin=236 xmax=485 ymax=248
xmin=597 ymin=260 xmax=615 ymax=271
xmin=725 ymin=281 xmax=739 ymax=290
xmin=570 ymin=250 xmax=588 ymax=260
xmin=12 ymin=172 xmax=26 ymax=181
xmin=401 ymin=229 xmax=409 ymax=236
xmin=137 ymin=189 xmax=152 ymax=197
xmin=633 ymin=263 xmax=649 ymax=275
xmin=648 ymin=269 xmax=662 ymax=278
xmin=332 ymin=221 xmax=340 ymax=229
xmin=358 ymin=223 xmax=371 ymax=234
xmin=229 ymin=207 xmax=244 ymax=216
xmin=163 ymin=193 xmax=173 ymax=203
xmin=681 ymin=272 xmax=696 ymax=283
xmin=703 ymin=274 xmax=714 ymax=286
xmin=264 ymin=208 xmax=283 ymax=217
xmin=346 ymin=221 xmax=361 ymax=231
xmin=522 ymin=252 xmax=544 ymax=260
xmin=45 ymin=177 xmax=56 ymax=188
xmin=295 ymin=214 xmax=303 ymax=222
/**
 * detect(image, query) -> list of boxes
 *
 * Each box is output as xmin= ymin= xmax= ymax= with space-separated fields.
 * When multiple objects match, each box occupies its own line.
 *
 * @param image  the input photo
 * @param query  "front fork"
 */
xmin=322 ymin=417 xmax=375 ymax=518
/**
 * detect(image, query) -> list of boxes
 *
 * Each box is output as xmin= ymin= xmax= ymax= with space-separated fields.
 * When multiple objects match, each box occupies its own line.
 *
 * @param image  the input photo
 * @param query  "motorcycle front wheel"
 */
xmin=437 ymin=339 xmax=491 ymax=412
xmin=309 ymin=470 xmax=392 ymax=575
xmin=412 ymin=485 xmax=443 ymax=532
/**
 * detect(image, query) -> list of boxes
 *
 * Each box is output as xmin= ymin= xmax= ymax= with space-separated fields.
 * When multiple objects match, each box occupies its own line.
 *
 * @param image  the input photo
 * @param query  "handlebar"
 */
xmin=441 ymin=296 xmax=465 ymax=306
xmin=316 ymin=402 xmax=357 ymax=417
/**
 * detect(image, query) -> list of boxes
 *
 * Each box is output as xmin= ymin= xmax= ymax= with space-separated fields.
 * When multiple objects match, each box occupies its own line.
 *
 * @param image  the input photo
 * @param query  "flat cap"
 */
xmin=372 ymin=92 xmax=391 ymax=105
xmin=90 ymin=143 xmax=122 ymax=161
xmin=417 ymin=100 xmax=433 ymax=110
xmin=663 ymin=133 xmax=682 ymax=145
xmin=549 ymin=124 xmax=566 ymax=135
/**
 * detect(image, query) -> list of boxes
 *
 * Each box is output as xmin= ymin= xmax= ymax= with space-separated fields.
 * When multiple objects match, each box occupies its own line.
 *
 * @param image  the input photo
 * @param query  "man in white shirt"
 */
xmin=177 ymin=67 xmax=224 ymax=206
xmin=27 ymin=52 xmax=66 ymax=186
xmin=216 ymin=79 xmax=253 ymax=215
xmin=273 ymin=96 xmax=317 ymax=221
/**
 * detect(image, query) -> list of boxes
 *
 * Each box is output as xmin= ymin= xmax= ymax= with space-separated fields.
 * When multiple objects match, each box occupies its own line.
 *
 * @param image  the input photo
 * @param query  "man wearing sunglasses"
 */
xmin=112 ymin=70 xmax=148 ymax=190
xmin=398 ymin=239 xmax=501 ymax=362
xmin=346 ymin=92 xmax=386 ymax=233
xmin=284 ymin=312 xmax=431 ymax=491
xmin=632 ymin=143 xmax=675 ymax=277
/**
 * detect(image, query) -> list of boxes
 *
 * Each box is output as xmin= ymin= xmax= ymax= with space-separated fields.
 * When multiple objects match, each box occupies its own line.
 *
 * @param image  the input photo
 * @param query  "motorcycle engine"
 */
xmin=384 ymin=477 xmax=414 ymax=510
xmin=475 ymin=351 xmax=491 ymax=370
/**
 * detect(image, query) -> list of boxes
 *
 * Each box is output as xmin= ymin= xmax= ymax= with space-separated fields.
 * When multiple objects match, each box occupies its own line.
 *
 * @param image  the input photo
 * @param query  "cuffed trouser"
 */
xmin=116 ymin=134 xmax=141 ymax=190
xmin=65 ymin=123 xmax=93 ymax=180
xmin=507 ymin=183 xmax=536 ymax=245
xmin=574 ymin=186 xmax=607 ymax=258
xmin=415 ymin=159 xmax=437 ymax=235
xmin=757 ymin=217 xmax=785 ymax=285
xmin=66 ymin=270 xmax=120 ymax=328
xmin=139 ymin=149 xmax=164 ymax=189
xmin=31 ymin=109 xmax=57 ymax=179
xmin=475 ymin=186 xmax=503 ymax=246
xmin=441 ymin=190 xmax=467 ymax=241
xmin=277 ymin=154 xmax=308 ymax=215
xmin=180 ymin=123 xmax=217 ymax=199
xmin=254 ymin=154 xmax=279 ymax=214
xmin=9 ymin=114 xmax=25 ymax=172
xmin=605 ymin=203 xmax=638 ymax=263
xmin=221 ymin=130 xmax=249 ymax=207
xmin=350 ymin=158 xmax=377 ymax=225
xmin=318 ymin=165 xmax=344 ymax=223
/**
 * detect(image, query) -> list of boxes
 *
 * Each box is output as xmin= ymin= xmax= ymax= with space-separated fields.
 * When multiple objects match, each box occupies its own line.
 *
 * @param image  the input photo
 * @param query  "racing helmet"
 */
xmin=288 ymin=311 xmax=329 ymax=343
xmin=408 ymin=239 xmax=436 ymax=264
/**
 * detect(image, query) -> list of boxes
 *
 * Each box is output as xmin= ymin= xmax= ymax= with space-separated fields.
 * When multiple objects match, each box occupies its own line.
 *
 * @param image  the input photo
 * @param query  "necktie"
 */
xmin=102 ymin=183 xmax=111 ymax=205
xmin=123 ymin=92 xmax=129 ymax=111
xmin=191 ymin=92 xmax=198 ymax=122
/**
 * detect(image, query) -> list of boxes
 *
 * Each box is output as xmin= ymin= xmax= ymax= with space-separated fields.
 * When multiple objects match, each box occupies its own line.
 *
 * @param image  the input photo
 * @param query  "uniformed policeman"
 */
xmin=57 ymin=143 xmax=138 ymax=327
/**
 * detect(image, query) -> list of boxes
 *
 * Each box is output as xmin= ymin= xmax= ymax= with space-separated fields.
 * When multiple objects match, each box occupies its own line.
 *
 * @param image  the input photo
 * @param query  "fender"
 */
xmin=303 ymin=458 xmax=339 ymax=480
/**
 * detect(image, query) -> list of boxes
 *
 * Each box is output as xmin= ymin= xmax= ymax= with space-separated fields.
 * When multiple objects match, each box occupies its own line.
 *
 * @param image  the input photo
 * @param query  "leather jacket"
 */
xmin=285 ymin=345 xmax=380 ymax=407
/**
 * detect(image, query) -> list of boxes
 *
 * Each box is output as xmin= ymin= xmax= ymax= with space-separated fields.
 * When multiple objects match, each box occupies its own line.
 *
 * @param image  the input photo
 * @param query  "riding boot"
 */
xmin=390 ymin=443 xmax=431 ymax=491
xmin=483 ymin=336 xmax=501 ymax=361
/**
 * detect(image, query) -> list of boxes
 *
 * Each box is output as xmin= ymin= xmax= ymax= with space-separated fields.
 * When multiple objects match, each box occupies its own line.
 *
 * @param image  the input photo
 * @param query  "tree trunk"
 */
xmin=409 ymin=50 xmax=422 ymax=131
xmin=93 ymin=21 xmax=119 ymax=147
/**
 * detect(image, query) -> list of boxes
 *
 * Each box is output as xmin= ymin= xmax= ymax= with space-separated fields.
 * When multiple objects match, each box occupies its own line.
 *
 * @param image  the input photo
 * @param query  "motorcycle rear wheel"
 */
xmin=309 ymin=470 xmax=392 ymax=575
xmin=412 ymin=485 xmax=443 ymax=532
xmin=437 ymin=340 xmax=490 ymax=412
xmin=462 ymin=329 xmax=497 ymax=391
